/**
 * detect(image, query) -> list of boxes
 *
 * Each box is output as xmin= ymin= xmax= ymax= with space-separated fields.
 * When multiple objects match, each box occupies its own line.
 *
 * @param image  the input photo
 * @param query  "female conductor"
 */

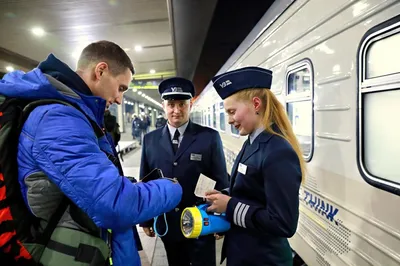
xmin=206 ymin=66 xmax=305 ymax=266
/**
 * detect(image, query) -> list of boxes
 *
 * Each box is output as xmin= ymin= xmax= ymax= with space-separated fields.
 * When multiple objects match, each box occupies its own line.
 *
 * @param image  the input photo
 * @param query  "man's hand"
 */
xmin=142 ymin=227 xmax=155 ymax=237
xmin=214 ymin=233 xmax=224 ymax=240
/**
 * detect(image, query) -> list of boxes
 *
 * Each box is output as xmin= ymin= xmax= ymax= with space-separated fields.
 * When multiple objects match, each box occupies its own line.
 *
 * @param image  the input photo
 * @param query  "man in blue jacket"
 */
xmin=0 ymin=40 xmax=182 ymax=266
xmin=140 ymin=77 xmax=229 ymax=266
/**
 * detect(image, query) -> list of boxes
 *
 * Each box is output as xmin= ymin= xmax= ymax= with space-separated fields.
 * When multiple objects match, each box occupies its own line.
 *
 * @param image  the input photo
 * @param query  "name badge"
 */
xmin=190 ymin=153 xmax=202 ymax=161
xmin=238 ymin=163 xmax=247 ymax=175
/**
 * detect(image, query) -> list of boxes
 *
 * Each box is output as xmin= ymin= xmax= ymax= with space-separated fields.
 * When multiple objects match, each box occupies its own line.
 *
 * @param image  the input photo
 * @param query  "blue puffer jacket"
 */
xmin=0 ymin=54 xmax=182 ymax=265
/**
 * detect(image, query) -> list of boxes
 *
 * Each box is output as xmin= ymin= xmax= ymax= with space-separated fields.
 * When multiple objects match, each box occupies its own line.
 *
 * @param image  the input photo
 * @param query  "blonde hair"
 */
xmin=233 ymin=88 xmax=306 ymax=182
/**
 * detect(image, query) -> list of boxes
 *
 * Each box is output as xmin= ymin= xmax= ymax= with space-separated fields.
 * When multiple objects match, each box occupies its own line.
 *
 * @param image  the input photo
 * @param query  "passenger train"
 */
xmin=190 ymin=0 xmax=400 ymax=265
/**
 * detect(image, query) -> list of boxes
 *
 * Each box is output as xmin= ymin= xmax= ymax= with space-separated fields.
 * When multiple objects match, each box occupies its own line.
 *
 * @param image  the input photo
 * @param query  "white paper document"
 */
xmin=194 ymin=174 xmax=216 ymax=198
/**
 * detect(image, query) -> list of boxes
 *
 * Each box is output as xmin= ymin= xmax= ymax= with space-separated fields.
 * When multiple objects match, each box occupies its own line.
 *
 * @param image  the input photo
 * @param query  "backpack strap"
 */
xmin=18 ymin=99 xmax=107 ymax=252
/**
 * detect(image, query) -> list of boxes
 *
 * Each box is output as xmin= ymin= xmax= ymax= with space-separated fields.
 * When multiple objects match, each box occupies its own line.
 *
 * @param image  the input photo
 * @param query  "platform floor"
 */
xmin=120 ymin=125 xmax=225 ymax=266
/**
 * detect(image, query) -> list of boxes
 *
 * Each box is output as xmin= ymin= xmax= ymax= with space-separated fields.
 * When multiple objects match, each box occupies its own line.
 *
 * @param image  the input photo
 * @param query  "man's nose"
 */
xmin=115 ymin=95 xmax=122 ymax=105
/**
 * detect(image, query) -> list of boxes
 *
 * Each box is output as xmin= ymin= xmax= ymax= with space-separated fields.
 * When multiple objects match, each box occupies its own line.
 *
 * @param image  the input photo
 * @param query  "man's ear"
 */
xmin=94 ymin=62 xmax=108 ymax=80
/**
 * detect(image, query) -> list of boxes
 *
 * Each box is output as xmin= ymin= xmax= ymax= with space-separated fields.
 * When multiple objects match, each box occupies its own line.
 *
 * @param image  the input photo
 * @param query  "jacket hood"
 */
xmin=38 ymin=54 xmax=92 ymax=96
xmin=0 ymin=54 xmax=106 ymax=125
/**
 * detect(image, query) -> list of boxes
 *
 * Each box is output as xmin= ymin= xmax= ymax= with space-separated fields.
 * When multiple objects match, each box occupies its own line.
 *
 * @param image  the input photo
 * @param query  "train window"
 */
xmin=195 ymin=111 xmax=201 ymax=124
xmin=286 ymin=61 xmax=314 ymax=161
xmin=366 ymin=33 xmax=400 ymax=79
xmin=287 ymin=68 xmax=311 ymax=95
xmin=231 ymin=125 xmax=239 ymax=136
xmin=359 ymin=20 xmax=400 ymax=193
xmin=213 ymin=104 xmax=217 ymax=129
xmin=219 ymin=102 xmax=226 ymax=131
xmin=220 ymin=113 xmax=226 ymax=131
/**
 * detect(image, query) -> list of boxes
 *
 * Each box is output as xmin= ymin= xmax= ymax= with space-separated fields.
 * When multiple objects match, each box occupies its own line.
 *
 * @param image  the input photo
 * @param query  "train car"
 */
xmin=191 ymin=0 xmax=400 ymax=265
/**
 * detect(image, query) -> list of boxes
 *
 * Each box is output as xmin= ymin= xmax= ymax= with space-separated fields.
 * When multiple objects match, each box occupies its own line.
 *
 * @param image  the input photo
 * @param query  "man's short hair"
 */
xmin=78 ymin=40 xmax=134 ymax=76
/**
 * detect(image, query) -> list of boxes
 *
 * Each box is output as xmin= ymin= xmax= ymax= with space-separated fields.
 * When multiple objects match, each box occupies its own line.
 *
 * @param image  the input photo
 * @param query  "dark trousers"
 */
xmin=161 ymin=235 xmax=216 ymax=266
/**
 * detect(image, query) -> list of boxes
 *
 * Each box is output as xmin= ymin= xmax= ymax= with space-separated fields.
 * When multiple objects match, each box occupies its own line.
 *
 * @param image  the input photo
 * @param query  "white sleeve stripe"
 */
xmin=236 ymin=203 xmax=245 ymax=227
xmin=237 ymin=203 xmax=246 ymax=227
xmin=240 ymin=204 xmax=250 ymax=228
xmin=233 ymin=202 xmax=250 ymax=228
xmin=233 ymin=202 xmax=242 ymax=226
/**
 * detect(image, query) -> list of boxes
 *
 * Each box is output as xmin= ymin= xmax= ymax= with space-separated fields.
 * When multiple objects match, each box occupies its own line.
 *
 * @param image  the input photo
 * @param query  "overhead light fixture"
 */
xmin=71 ymin=46 xmax=84 ymax=59
xmin=31 ymin=27 xmax=45 ymax=37
xmin=149 ymin=69 xmax=156 ymax=74
xmin=71 ymin=51 xmax=80 ymax=59
xmin=132 ymin=88 xmax=137 ymax=92
xmin=6 ymin=66 xmax=14 ymax=72
xmin=134 ymin=45 xmax=143 ymax=52
xmin=124 ymin=48 xmax=130 ymax=51
xmin=138 ymin=91 xmax=142 ymax=95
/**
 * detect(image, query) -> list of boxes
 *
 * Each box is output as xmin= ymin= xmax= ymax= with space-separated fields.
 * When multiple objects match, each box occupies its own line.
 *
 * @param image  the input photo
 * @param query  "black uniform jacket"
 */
xmin=222 ymin=130 xmax=301 ymax=266
xmin=140 ymin=121 xmax=229 ymax=242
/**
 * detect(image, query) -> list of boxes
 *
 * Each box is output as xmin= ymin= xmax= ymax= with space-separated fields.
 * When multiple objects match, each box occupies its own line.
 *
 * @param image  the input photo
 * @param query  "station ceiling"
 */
xmin=0 ymin=0 xmax=273 ymax=109
xmin=171 ymin=0 xmax=274 ymax=96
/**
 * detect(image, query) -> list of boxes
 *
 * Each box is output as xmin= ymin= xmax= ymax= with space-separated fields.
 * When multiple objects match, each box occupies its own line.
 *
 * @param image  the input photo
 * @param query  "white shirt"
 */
xmin=167 ymin=121 xmax=189 ymax=146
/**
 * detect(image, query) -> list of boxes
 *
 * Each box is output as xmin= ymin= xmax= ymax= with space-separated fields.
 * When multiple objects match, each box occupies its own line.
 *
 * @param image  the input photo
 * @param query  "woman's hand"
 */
xmin=205 ymin=189 xmax=221 ymax=196
xmin=206 ymin=193 xmax=231 ymax=213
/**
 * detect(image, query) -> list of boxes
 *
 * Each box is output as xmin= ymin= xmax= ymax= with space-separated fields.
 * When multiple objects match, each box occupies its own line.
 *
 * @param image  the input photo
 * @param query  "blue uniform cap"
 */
xmin=158 ymin=77 xmax=195 ymax=100
xmin=211 ymin=66 xmax=273 ymax=99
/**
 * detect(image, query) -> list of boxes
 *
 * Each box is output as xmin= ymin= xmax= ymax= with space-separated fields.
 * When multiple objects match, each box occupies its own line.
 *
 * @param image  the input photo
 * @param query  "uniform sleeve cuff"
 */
xmin=221 ymin=188 xmax=230 ymax=195
xmin=226 ymin=197 xmax=252 ymax=228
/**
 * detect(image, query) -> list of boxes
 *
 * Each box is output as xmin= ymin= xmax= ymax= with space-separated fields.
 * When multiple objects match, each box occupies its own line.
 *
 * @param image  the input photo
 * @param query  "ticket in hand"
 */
xmin=194 ymin=174 xmax=216 ymax=198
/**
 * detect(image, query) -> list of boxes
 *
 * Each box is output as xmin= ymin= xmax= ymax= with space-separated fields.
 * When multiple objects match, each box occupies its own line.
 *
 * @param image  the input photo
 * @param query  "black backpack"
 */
xmin=0 ymin=96 xmax=107 ymax=265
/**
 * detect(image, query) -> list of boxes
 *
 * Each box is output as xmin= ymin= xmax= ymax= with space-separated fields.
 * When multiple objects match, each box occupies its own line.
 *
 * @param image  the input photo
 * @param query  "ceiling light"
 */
xmin=6 ymin=66 xmax=14 ymax=72
xmin=149 ymin=69 xmax=156 ymax=74
xmin=124 ymin=48 xmax=130 ymax=51
xmin=31 ymin=27 xmax=45 ymax=37
xmin=132 ymin=88 xmax=137 ymax=92
xmin=138 ymin=91 xmax=142 ymax=95
xmin=72 ymin=52 xmax=80 ymax=59
xmin=134 ymin=45 xmax=143 ymax=52
xmin=71 ymin=46 xmax=84 ymax=59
